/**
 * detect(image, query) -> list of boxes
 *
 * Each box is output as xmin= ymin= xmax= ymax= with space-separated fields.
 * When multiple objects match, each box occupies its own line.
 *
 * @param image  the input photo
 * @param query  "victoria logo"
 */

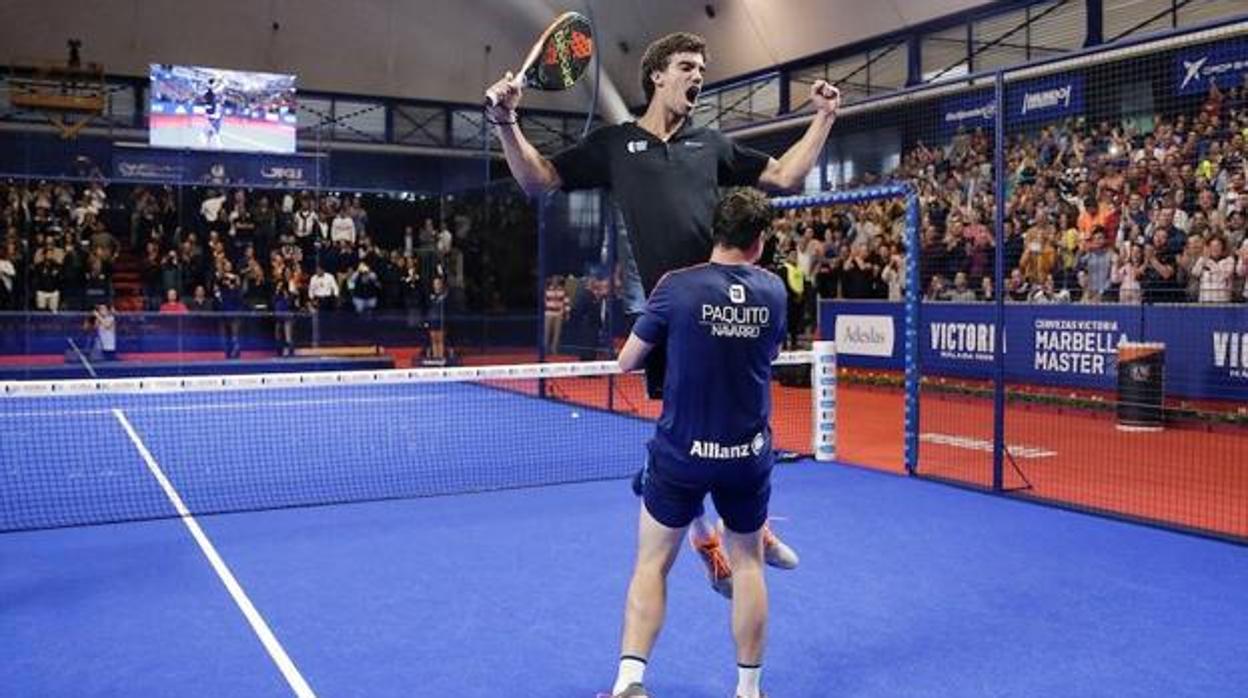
xmin=1181 ymin=57 xmax=1209 ymax=91
xmin=728 ymin=283 xmax=746 ymax=304
xmin=1213 ymin=331 xmax=1247 ymax=374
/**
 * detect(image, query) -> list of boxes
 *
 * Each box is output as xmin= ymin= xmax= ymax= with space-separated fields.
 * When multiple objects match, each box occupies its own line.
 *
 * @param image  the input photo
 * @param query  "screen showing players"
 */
xmin=149 ymin=64 xmax=297 ymax=153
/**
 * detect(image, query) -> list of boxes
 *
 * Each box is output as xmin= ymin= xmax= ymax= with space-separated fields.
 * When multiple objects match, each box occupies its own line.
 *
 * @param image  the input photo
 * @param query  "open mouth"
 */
xmin=684 ymin=86 xmax=700 ymax=105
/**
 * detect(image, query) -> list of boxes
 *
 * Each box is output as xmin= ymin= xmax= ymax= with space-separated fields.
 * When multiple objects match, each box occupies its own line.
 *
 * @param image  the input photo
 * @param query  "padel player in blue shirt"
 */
xmin=605 ymin=189 xmax=786 ymax=698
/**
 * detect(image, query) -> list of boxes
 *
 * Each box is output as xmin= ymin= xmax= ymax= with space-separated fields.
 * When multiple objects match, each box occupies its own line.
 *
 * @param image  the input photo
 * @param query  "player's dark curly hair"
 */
xmin=640 ymin=32 xmax=707 ymax=104
xmin=713 ymin=188 xmax=773 ymax=251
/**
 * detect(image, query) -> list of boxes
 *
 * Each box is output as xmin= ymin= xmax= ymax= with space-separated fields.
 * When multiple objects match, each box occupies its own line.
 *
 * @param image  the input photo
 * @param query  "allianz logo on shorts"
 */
xmin=690 ymin=432 xmax=766 ymax=460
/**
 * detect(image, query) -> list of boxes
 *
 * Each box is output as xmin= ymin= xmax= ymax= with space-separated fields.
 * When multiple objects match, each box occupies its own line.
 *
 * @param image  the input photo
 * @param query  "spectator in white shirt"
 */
xmin=293 ymin=200 xmax=319 ymax=241
xmin=1030 ymin=274 xmax=1071 ymax=303
xmin=1237 ymin=239 xmax=1248 ymax=300
xmin=1112 ymin=243 xmax=1145 ymax=304
xmin=331 ymin=208 xmax=357 ymax=245
xmin=200 ymin=189 xmax=226 ymax=225
xmin=1220 ymin=172 xmax=1245 ymax=219
xmin=307 ymin=265 xmax=340 ymax=311
xmin=1189 ymin=237 xmax=1235 ymax=303
xmin=0 ymin=247 xmax=15 ymax=309
xmin=86 ymin=181 xmax=106 ymax=210
xmin=435 ymin=222 xmax=453 ymax=254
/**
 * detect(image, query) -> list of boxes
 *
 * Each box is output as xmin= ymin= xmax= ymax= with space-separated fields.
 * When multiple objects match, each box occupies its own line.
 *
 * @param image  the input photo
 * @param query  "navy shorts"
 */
xmin=642 ymin=450 xmax=772 ymax=534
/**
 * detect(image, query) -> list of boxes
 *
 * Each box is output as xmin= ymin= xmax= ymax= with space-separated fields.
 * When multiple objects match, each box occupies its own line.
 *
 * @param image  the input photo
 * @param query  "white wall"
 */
xmin=3 ymin=0 xmax=994 ymax=109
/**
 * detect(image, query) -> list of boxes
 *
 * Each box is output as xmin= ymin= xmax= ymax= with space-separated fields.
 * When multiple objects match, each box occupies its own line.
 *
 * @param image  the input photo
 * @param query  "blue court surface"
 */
xmin=4 ymin=456 xmax=1247 ymax=697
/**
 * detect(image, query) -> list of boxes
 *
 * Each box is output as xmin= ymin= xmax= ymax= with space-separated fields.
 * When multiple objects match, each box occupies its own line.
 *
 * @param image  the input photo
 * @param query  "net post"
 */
xmin=991 ymin=69 xmax=1006 ymax=493
xmin=536 ymin=193 xmax=549 ymax=398
xmin=605 ymin=190 xmax=618 ymax=412
xmin=903 ymin=188 xmax=921 ymax=476
xmin=812 ymin=341 xmax=837 ymax=461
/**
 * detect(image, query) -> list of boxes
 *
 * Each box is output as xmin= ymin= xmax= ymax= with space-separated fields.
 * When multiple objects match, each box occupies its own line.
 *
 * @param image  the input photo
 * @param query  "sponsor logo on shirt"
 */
xmin=626 ymin=140 xmax=649 ymax=154
xmin=700 ymin=283 xmax=768 ymax=338
xmin=683 ymin=141 xmax=704 ymax=148
xmin=701 ymin=303 xmax=769 ymax=338
xmin=690 ymin=431 xmax=766 ymax=459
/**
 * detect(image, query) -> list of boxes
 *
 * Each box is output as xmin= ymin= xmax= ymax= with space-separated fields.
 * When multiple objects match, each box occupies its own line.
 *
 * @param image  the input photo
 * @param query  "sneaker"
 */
xmin=762 ymin=523 xmax=799 ymax=570
xmin=716 ymin=519 xmax=801 ymax=570
xmin=691 ymin=533 xmax=733 ymax=599
xmin=596 ymin=683 xmax=649 ymax=698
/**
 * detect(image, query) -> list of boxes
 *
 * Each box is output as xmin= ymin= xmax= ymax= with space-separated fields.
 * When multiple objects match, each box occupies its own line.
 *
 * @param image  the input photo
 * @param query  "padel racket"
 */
xmin=485 ymin=11 xmax=594 ymax=107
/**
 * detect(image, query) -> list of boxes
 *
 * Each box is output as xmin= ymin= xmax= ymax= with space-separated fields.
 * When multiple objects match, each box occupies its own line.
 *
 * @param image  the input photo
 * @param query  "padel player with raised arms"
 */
xmin=608 ymin=188 xmax=786 ymax=698
xmin=201 ymin=76 xmax=227 ymax=148
xmin=485 ymin=32 xmax=840 ymax=596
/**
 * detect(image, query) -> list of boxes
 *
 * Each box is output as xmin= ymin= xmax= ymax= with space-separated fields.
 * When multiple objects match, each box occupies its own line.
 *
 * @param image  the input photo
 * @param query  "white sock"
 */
xmin=736 ymin=663 xmax=762 ymax=698
xmin=613 ymin=655 xmax=647 ymax=694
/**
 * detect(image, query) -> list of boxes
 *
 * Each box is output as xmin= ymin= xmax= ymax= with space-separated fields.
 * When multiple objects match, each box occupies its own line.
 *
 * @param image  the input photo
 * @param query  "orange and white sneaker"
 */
xmin=691 ymin=533 xmax=733 ymax=599
xmin=717 ymin=519 xmax=800 ymax=570
xmin=762 ymin=523 xmax=799 ymax=570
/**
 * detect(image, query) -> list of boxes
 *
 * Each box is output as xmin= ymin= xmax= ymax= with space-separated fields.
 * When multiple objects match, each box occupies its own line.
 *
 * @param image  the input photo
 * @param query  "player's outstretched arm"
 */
xmin=486 ymin=72 xmax=562 ymax=196
xmin=757 ymin=80 xmax=841 ymax=192
xmin=618 ymin=333 xmax=654 ymax=373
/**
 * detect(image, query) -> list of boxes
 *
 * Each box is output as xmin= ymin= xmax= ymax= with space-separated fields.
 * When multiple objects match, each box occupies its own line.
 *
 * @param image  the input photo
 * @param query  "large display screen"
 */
xmin=149 ymin=64 xmax=297 ymax=153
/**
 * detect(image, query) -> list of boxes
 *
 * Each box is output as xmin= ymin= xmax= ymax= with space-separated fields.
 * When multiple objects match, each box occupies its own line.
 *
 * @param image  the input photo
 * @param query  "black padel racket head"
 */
xmin=523 ymin=12 xmax=593 ymax=92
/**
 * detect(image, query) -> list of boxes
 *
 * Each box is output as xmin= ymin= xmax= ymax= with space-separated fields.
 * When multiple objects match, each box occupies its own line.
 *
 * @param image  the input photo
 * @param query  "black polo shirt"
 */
xmin=550 ymin=122 xmax=771 ymax=294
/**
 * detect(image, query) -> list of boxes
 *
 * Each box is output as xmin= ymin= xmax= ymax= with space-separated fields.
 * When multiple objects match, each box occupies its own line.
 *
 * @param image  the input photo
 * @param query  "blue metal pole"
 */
xmin=992 ymin=70 xmax=1006 ymax=492
xmin=906 ymin=33 xmax=922 ymax=87
xmin=904 ymin=188 xmax=921 ymax=476
xmin=1085 ymin=0 xmax=1104 ymax=48
xmin=537 ymin=194 xmax=549 ymax=397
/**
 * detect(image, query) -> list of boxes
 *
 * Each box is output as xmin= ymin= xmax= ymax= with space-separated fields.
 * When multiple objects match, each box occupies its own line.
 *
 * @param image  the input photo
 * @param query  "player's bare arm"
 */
xmin=486 ymin=72 xmax=563 ymax=196
xmin=618 ymin=334 xmax=654 ymax=373
xmin=757 ymin=81 xmax=841 ymax=192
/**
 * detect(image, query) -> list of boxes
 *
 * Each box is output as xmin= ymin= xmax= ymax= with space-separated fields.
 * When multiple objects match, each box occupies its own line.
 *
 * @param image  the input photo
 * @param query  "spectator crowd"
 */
xmin=760 ymin=82 xmax=1248 ymax=345
xmin=4 ymin=82 xmax=1247 ymax=356
xmin=0 ymin=182 xmax=478 ymax=325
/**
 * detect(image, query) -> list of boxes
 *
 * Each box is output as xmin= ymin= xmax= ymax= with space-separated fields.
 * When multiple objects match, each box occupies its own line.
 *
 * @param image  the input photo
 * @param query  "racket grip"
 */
xmin=484 ymin=75 xmax=523 ymax=109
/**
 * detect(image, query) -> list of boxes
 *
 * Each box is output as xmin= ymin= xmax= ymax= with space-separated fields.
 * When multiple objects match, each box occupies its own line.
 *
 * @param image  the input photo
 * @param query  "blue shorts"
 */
xmin=641 ymin=449 xmax=772 ymax=534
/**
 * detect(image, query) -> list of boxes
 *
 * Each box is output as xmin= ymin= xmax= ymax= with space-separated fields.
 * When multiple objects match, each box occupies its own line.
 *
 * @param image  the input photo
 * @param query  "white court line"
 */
xmin=6 ymin=393 xmax=443 ymax=419
xmin=919 ymin=432 xmax=1057 ymax=459
xmin=223 ymin=127 xmax=282 ymax=152
xmin=112 ymin=409 xmax=316 ymax=698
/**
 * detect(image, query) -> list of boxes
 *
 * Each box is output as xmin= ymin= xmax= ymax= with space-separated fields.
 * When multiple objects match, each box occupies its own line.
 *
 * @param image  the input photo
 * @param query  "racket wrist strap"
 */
xmin=487 ymin=110 xmax=518 ymax=126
